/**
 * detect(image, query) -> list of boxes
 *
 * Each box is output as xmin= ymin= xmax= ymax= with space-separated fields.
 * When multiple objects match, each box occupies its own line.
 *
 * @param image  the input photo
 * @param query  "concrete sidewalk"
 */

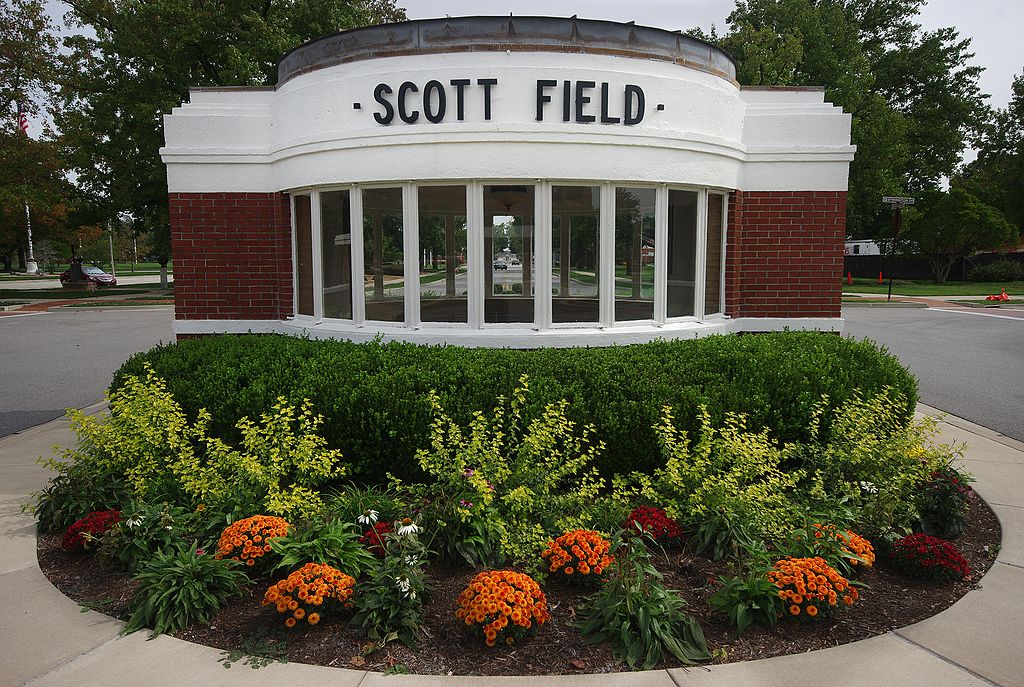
xmin=2 ymin=406 xmax=1022 ymax=687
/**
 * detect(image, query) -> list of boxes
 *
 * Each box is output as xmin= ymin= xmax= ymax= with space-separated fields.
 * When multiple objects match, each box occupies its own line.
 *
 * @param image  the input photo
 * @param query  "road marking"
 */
xmin=928 ymin=308 xmax=1024 ymax=322
xmin=0 ymin=311 xmax=49 ymax=319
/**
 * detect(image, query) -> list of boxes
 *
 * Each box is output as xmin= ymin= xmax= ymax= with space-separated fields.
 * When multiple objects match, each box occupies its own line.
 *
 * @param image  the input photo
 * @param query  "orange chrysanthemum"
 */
xmin=768 ymin=557 xmax=857 ymax=621
xmin=262 ymin=562 xmax=355 ymax=629
xmin=215 ymin=515 xmax=290 ymax=567
xmin=455 ymin=570 xmax=549 ymax=647
xmin=541 ymin=530 xmax=614 ymax=585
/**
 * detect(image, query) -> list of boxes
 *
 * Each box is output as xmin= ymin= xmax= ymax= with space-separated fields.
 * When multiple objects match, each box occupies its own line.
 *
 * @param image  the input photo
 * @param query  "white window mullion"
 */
xmin=467 ymin=181 xmax=484 ymax=329
xmin=695 ymin=189 xmax=708 ymax=320
xmin=720 ymin=193 xmax=729 ymax=316
xmin=535 ymin=180 xmax=552 ymax=330
xmin=654 ymin=185 xmax=668 ymax=324
xmin=311 ymin=189 xmax=324 ymax=322
xmin=599 ymin=183 xmax=615 ymax=327
xmin=404 ymin=183 xmax=420 ymax=327
xmin=290 ymin=194 xmax=299 ymax=319
xmin=350 ymin=186 xmax=366 ymax=324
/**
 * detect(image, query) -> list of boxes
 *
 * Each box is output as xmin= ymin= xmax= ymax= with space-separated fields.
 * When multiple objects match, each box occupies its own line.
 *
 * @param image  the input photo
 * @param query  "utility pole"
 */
xmin=881 ymin=196 xmax=914 ymax=302
xmin=108 ymin=221 xmax=116 ymax=276
xmin=17 ymin=103 xmax=38 ymax=275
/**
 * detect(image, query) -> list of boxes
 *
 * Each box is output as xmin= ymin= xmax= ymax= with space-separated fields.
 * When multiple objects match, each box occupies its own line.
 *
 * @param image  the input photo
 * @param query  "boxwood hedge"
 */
xmin=111 ymin=333 xmax=917 ymax=484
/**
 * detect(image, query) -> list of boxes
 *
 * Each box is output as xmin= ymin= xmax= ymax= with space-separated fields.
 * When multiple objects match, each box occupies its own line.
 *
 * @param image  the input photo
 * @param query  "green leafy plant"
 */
xmin=918 ymin=460 xmax=974 ymax=539
xmin=326 ymin=483 xmax=405 ymax=525
xmin=123 ymin=542 xmax=250 ymax=637
xmin=351 ymin=517 xmax=429 ymax=649
xmin=269 ymin=519 xmax=378 ymax=578
xmin=577 ymin=533 xmax=710 ymax=670
xmin=708 ymin=565 xmax=785 ymax=635
xmin=412 ymin=375 xmax=605 ymax=565
xmin=218 ymin=628 xmax=289 ymax=669
xmin=98 ymin=502 xmax=198 ymax=571
xmin=27 ymin=461 xmax=129 ymax=534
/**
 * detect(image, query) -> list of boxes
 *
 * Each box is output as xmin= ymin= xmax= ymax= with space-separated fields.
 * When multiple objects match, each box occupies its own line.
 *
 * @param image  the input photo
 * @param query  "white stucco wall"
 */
xmin=161 ymin=52 xmax=854 ymax=193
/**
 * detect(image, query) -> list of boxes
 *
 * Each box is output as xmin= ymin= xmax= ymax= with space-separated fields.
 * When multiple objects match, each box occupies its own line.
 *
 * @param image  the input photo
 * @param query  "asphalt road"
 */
xmin=843 ymin=306 xmax=1024 ymax=442
xmin=0 ymin=307 xmax=174 ymax=437
xmin=0 ymin=274 xmax=165 ymax=290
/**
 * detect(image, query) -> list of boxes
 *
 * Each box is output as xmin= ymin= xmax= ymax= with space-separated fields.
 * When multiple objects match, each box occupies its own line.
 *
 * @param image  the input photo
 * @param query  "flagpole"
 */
xmin=17 ymin=103 xmax=38 ymax=275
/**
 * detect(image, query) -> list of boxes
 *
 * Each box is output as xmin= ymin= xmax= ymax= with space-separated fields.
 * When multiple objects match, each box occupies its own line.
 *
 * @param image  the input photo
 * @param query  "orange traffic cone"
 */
xmin=877 ymin=271 xmax=884 ymax=285
xmin=847 ymin=271 xmax=853 ymax=285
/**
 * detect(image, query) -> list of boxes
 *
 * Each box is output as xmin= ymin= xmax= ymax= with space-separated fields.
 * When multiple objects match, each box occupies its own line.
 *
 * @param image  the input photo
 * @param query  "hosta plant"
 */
xmin=214 ymin=515 xmax=290 ymax=569
xmin=767 ymin=557 xmax=858 ymax=620
xmin=708 ymin=564 xmax=785 ymax=635
xmin=577 ymin=534 xmax=710 ymax=669
xmin=890 ymin=533 xmax=971 ymax=581
xmin=263 ymin=562 xmax=356 ymax=628
xmin=269 ymin=519 xmax=378 ymax=578
xmin=62 ymin=509 xmax=120 ymax=552
xmin=455 ymin=569 xmax=550 ymax=647
xmin=123 ymin=542 xmax=249 ymax=636
xmin=541 ymin=529 xmax=614 ymax=586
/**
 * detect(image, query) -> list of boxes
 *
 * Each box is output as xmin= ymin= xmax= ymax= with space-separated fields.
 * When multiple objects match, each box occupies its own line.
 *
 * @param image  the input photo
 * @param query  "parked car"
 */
xmin=60 ymin=265 xmax=117 ymax=287
xmin=492 ymin=260 xmax=508 ymax=270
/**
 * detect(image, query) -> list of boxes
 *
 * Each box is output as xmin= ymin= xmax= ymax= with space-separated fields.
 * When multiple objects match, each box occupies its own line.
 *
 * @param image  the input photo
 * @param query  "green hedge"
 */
xmin=112 ymin=333 xmax=917 ymax=484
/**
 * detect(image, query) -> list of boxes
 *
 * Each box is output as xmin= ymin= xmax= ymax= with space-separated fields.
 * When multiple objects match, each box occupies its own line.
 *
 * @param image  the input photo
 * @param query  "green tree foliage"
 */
xmin=56 ymin=0 xmax=407 ymax=264
xmin=0 ymin=0 xmax=58 ymax=126
xmin=958 ymin=72 xmax=1024 ymax=232
xmin=901 ymin=187 xmax=1017 ymax=283
xmin=707 ymin=0 xmax=986 ymax=237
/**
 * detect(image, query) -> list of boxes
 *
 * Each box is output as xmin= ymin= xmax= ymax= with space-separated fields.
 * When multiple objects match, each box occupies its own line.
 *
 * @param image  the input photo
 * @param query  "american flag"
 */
xmin=17 ymin=106 xmax=28 ymax=135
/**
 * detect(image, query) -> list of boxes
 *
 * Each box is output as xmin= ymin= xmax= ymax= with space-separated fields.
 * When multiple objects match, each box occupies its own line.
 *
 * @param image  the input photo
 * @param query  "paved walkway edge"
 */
xmin=1 ymin=407 xmax=1022 ymax=687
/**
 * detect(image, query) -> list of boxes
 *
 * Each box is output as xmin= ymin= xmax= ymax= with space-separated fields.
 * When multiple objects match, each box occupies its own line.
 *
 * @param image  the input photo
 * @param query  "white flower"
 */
xmin=396 ymin=576 xmax=411 ymax=593
xmin=404 ymin=555 xmax=419 ymax=567
xmin=397 ymin=518 xmax=420 ymax=536
xmin=125 ymin=516 xmax=145 ymax=529
xmin=165 ymin=525 xmax=173 ymax=531
xmin=357 ymin=509 xmax=379 ymax=525
xmin=406 ymin=589 xmax=416 ymax=600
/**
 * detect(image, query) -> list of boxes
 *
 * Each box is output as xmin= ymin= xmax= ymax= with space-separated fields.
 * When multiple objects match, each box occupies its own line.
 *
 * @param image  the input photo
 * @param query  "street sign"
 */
xmin=882 ymin=196 xmax=914 ymax=205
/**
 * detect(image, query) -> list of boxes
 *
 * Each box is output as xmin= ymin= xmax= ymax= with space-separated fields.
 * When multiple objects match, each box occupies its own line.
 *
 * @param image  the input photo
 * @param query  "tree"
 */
xmin=958 ymin=72 xmax=1024 ymax=233
xmin=900 ymin=188 xmax=1017 ymax=283
xmin=0 ymin=0 xmax=59 ymax=128
xmin=706 ymin=0 xmax=987 ymax=237
xmin=56 ymin=0 xmax=407 ymax=277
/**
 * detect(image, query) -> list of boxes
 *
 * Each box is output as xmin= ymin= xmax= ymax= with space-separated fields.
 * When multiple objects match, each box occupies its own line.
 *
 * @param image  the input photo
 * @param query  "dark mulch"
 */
xmin=37 ymin=499 xmax=1001 ymax=676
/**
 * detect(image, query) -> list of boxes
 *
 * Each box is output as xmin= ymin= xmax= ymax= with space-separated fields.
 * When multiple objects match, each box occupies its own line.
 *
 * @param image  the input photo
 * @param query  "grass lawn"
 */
xmin=0 ymin=287 xmax=159 ymax=300
xmin=65 ymin=299 xmax=174 ymax=308
xmin=842 ymin=279 xmax=1024 ymax=296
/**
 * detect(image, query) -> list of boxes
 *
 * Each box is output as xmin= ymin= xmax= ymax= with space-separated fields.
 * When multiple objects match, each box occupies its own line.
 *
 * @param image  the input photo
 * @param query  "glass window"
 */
xmin=363 ymin=187 xmax=404 ymax=322
xmin=667 ymin=189 xmax=698 ymax=318
xmin=552 ymin=186 xmax=601 ymax=323
xmin=294 ymin=194 xmax=313 ymax=316
xmin=704 ymin=193 xmax=725 ymax=315
xmin=483 ymin=185 xmax=535 ymax=324
xmin=614 ymin=187 xmax=655 ymax=321
xmin=419 ymin=186 xmax=468 ymax=323
xmin=321 ymin=190 xmax=353 ymax=319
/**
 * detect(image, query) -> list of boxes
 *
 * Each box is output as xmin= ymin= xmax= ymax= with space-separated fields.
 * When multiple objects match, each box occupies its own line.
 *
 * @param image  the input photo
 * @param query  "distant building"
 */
xmin=845 ymin=240 xmax=882 ymax=256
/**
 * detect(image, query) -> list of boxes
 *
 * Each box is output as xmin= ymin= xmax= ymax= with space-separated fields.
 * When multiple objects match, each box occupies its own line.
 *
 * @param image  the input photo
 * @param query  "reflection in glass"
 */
xmin=667 ymin=189 xmax=698 ymax=318
xmin=321 ymin=190 xmax=353 ymax=319
xmin=294 ymin=195 xmax=313 ymax=316
xmin=483 ymin=185 xmax=535 ymax=324
xmin=419 ymin=186 xmax=468 ymax=323
xmin=363 ymin=187 xmax=404 ymax=322
xmin=705 ymin=193 xmax=725 ymax=315
xmin=551 ymin=186 xmax=601 ymax=323
xmin=614 ymin=187 xmax=656 ymax=321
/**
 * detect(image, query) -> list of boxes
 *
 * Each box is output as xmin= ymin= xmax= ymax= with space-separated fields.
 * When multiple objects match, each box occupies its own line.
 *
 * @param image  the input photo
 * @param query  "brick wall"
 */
xmin=725 ymin=190 xmax=845 ymax=319
xmin=169 ymin=192 xmax=293 ymax=321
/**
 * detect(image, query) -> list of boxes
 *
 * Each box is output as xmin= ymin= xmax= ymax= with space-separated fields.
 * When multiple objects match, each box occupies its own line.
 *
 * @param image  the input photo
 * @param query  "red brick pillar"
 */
xmin=168 ymin=192 xmax=293 ymax=324
xmin=725 ymin=191 xmax=846 ymax=319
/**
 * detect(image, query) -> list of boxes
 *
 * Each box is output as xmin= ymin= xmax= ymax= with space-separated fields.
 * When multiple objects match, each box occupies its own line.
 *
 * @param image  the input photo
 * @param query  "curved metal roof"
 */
xmin=277 ymin=16 xmax=736 ymax=86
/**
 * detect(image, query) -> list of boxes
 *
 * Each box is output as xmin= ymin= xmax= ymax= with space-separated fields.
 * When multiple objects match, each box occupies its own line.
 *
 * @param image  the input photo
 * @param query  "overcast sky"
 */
xmin=401 ymin=0 xmax=1022 ymax=111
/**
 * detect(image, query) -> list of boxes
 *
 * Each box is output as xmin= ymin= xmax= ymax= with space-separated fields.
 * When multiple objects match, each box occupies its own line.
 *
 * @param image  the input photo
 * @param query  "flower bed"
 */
xmin=28 ymin=336 xmax=1001 ymax=675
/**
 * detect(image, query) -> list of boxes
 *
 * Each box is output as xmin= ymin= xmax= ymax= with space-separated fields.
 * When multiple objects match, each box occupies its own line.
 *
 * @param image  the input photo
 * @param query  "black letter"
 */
xmin=449 ymin=79 xmax=470 ymax=120
xmin=424 ymin=80 xmax=446 ymax=123
xmin=562 ymin=80 xmax=571 ymax=121
xmin=477 ymin=78 xmax=497 ymax=120
xmin=624 ymin=85 xmax=645 ymax=125
xmin=575 ymin=80 xmax=596 ymax=123
xmin=536 ymin=80 xmax=556 ymax=121
xmin=398 ymin=81 xmax=419 ymax=124
xmin=600 ymin=82 xmax=621 ymax=124
xmin=373 ymin=83 xmax=394 ymax=125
